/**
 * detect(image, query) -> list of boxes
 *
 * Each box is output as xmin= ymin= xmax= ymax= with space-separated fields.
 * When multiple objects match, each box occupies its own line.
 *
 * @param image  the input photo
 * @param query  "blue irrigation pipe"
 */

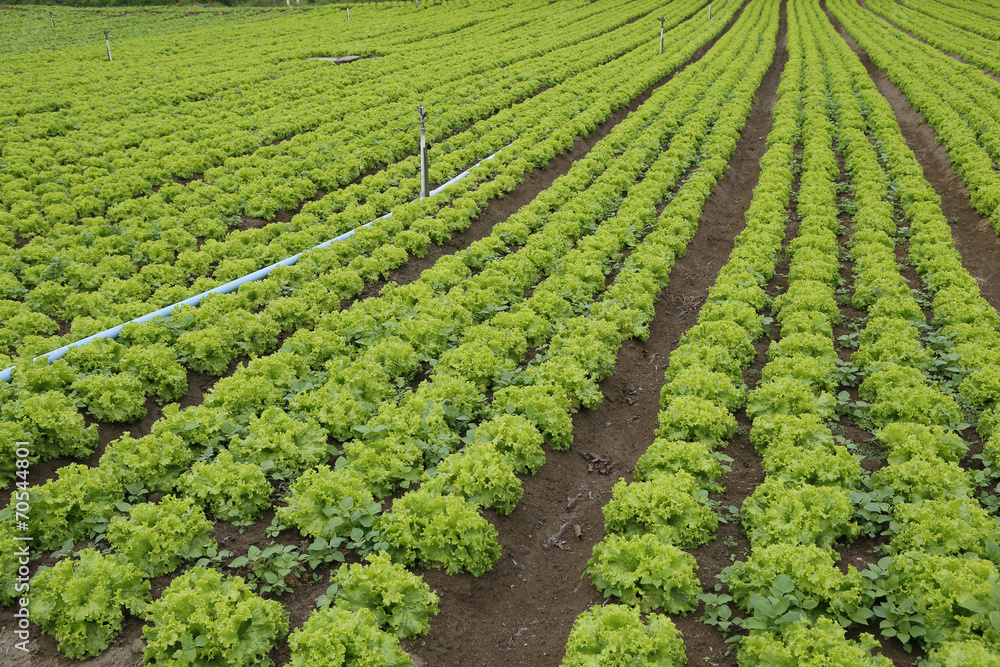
xmin=0 ymin=148 xmax=503 ymax=383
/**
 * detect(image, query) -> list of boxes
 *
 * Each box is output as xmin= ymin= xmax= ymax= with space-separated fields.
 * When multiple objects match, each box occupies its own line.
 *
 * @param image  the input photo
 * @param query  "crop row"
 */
xmin=828 ymin=0 xmax=1000 ymax=235
xmin=891 ymin=0 xmax=1000 ymax=41
xmin=863 ymin=0 xmax=1000 ymax=80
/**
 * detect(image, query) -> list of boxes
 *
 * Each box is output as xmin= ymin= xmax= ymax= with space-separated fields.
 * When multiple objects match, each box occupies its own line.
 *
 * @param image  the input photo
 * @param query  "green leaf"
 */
xmin=773 ymin=574 xmax=794 ymax=595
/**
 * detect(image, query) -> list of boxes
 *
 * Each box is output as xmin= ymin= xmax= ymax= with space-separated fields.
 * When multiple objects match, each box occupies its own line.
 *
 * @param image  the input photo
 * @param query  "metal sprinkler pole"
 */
xmin=658 ymin=17 xmax=666 ymax=54
xmin=418 ymin=106 xmax=428 ymax=199
xmin=346 ymin=2 xmax=350 ymax=20
xmin=49 ymin=12 xmax=55 ymax=28
xmin=101 ymin=29 xmax=112 ymax=61
xmin=709 ymin=2 xmax=712 ymax=19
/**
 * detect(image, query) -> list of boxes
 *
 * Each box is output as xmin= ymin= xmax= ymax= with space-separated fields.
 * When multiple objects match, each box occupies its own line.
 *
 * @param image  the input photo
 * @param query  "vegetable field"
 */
xmin=2 ymin=0 xmax=1000 ymax=664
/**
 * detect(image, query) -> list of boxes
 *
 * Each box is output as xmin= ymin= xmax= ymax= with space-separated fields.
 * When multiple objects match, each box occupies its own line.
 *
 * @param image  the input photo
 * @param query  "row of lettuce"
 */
xmin=0 ymin=0 xmax=701 ymax=363
xmin=828 ymin=0 xmax=1000 ymax=237
xmin=563 ymin=0 xmax=787 ymax=659
xmin=862 ymin=0 xmax=1000 ymax=75
xmin=0 ymin=0 xmax=759 ymax=663
xmin=0 ymin=3 xmax=721 ymax=370
xmin=893 ymin=0 xmax=1000 ymax=41
xmin=566 ymin=0 xmax=1000 ymax=664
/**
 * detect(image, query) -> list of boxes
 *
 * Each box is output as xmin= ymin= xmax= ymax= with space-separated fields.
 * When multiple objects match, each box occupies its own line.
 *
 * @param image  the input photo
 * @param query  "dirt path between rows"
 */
xmin=404 ymin=3 xmax=786 ymax=665
xmin=823 ymin=1 xmax=1000 ymax=312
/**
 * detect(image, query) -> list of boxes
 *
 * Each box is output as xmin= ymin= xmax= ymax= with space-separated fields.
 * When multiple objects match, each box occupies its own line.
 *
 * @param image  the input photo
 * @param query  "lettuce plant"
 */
xmin=491 ymin=383 xmax=574 ymax=450
xmin=2 ymin=390 xmax=97 ymax=460
xmin=100 ymin=431 xmax=194 ymax=494
xmin=664 ymin=343 xmax=745 ymax=384
xmin=761 ymin=440 xmax=861 ymax=489
xmin=72 ymin=372 xmax=148 ymax=423
xmin=562 ymin=604 xmax=685 ymax=666
xmin=0 ymin=523 xmax=22 ymax=606
xmin=343 ymin=436 xmax=424 ymax=500
xmin=634 ymin=438 xmax=727 ymax=492
xmin=749 ymin=412 xmax=833 ymax=455
xmin=30 ymin=550 xmax=150 ymax=660
xmin=602 ymin=472 xmax=718 ymax=547
xmin=289 ymin=607 xmax=410 ymax=667
xmin=422 ymin=441 xmax=522 ymax=514
xmin=741 ymin=479 xmax=858 ymax=550
xmin=587 ymin=533 xmax=700 ymax=614
xmin=872 ymin=551 xmax=1000 ymax=649
xmin=151 ymin=402 xmax=242 ymax=456
xmin=737 ymin=617 xmax=891 ymax=666
xmin=656 ymin=395 xmax=738 ymax=448
xmin=379 ymin=487 xmax=500 ymax=576
xmin=328 ymin=552 xmax=439 ymax=639
xmin=867 ymin=385 xmax=963 ymax=430
xmin=107 ymin=495 xmax=216 ymax=578
xmin=746 ymin=377 xmax=836 ymax=422
xmin=175 ymin=326 xmax=239 ymax=376
xmin=874 ymin=422 xmax=967 ymax=465
xmin=923 ymin=639 xmax=1000 ymax=667
xmin=277 ymin=466 xmax=380 ymax=541
xmin=120 ymin=342 xmax=188 ymax=401
xmin=723 ymin=544 xmax=869 ymax=626
xmin=23 ymin=463 xmax=123 ymax=551
xmin=888 ymin=499 xmax=999 ymax=559
xmin=179 ymin=449 xmax=272 ymax=524
xmin=680 ymin=320 xmax=756 ymax=366
xmin=0 ymin=421 xmax=34 ymax=485
xmin=230 ymin=407 xmax=328 ymax=479
xmin=872 ymin=458 xmax=973 ymax=504
xmin=143 ymin=567 xmax=288 ymax=666
xmin=470 ymin=414 xmax=545 ymax=474
xmin=660 ymin=366 xmax=747 ymax=412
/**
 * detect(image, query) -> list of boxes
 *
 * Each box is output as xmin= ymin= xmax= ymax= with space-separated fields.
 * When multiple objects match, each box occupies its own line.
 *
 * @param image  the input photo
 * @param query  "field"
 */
xmin=2 ymin=0 xmax=1000 ymax=664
